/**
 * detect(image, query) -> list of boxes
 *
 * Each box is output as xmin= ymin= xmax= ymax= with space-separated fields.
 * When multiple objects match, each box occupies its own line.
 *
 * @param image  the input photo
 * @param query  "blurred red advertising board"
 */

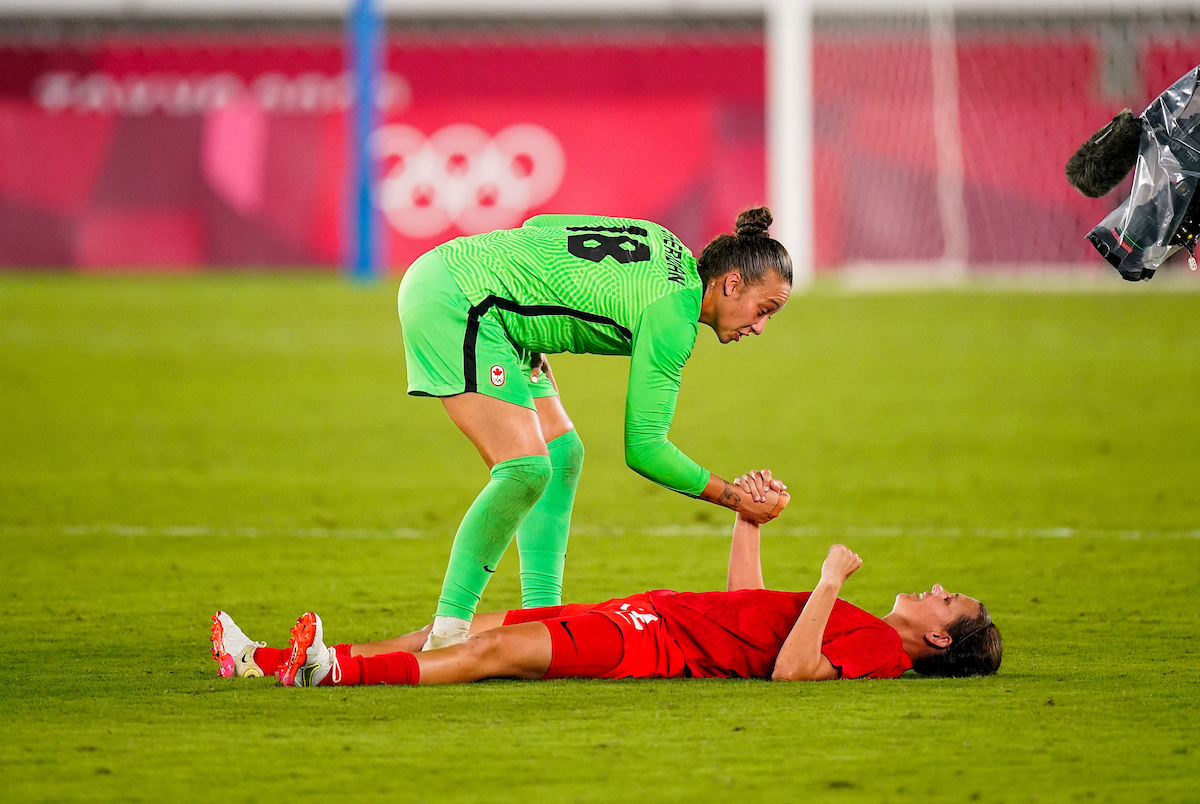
xmin=0 ymin=27 xmax=1138 ymax=272
xmin=0 ymin=32 xmax=765 ymax=271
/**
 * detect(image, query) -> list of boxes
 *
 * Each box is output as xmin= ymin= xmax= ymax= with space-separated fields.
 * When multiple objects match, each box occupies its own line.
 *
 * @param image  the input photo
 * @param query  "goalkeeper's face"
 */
xmin=710 ymin=270 xmax=791 ymax=344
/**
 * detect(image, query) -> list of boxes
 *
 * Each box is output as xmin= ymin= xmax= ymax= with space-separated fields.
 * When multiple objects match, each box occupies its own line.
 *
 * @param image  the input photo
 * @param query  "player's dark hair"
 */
xmin=911 ymin=603 xmax=1003 ymax=678
xmin=697 ymin=207 xmax=793 ymax=290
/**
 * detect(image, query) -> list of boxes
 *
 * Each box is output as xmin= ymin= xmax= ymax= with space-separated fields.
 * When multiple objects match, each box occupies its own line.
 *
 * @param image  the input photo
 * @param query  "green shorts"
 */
xmin=396 ymin=249 xmax=559 ymax=411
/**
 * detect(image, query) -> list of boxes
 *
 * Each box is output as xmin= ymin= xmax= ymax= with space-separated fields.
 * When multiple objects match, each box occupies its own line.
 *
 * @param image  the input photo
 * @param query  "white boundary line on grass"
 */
xmin=4 ymin=524 xmax=1199 ymax=539
xmin=832 ymin=264 xmax=1200 ymax=294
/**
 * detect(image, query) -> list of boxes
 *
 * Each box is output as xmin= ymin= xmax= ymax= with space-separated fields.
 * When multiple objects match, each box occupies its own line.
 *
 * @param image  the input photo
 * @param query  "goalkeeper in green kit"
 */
xmin=397 ymin=208 xmax=794 ymax=648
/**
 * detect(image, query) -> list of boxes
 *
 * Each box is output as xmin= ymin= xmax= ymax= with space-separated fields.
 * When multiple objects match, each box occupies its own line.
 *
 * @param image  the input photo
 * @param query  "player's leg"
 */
xmin=414 ymin=622 xmax=553 ymax=683
xmin=415 ymin=611 xmax=621 ymax=684
xmin=312 ymin=604 xmax=583 ymax=659
xmin=440 ymin=391 xmax=548 ymax=467
xmin=516 ymin=389 xmax=585 ymax=608
xmin=397 ymin=252 xmax=554 ymax=647
xmin=428 ymin=392 xmax=550 ymax=647
xmin=287 ymin=611 xmax=622 ymax=687
xmin=284 ymin=613 xmax=555 ymax=686
xmin=349 ymin=610 xmax=510 ymax=657
xmin=212 ymin=611 xmax=518 ymax=676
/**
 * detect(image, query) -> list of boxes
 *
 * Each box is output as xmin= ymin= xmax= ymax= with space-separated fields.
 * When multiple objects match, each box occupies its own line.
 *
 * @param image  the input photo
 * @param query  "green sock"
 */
xmin=435 ymin=454 xmax=552 ymax=620
xmin=516 ymin=429 xmax=584 ymax=608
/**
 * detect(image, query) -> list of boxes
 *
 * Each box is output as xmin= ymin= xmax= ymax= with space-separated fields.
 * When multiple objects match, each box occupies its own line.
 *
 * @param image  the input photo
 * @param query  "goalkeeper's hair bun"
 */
xmin=1066 ymin=109 xmax=1144 ymax=198
xmin=735 ymin=207 xmax=773 ymax=239
xmin=697 ymin=206 xmax=792 ymax=289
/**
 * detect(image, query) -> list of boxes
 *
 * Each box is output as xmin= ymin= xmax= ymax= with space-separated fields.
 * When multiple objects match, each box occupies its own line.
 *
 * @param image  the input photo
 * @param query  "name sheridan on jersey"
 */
xmin=661 ymin=229 xmax=689 ymax=287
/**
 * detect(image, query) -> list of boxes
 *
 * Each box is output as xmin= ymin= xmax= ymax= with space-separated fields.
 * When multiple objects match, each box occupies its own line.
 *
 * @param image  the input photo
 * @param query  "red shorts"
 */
xmin=502 ymin=594 xmax=687 ymax=680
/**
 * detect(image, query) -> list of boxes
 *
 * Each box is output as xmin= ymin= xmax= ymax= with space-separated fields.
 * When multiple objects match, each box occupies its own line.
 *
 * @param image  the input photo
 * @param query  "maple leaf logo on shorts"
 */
xmin=490 ymin=365 xmax=505 ymax=386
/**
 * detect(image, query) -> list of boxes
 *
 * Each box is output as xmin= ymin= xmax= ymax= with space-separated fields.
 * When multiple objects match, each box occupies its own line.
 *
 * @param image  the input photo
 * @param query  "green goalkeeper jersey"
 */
xmin=436 ymin=214 xmax=710 ymax=497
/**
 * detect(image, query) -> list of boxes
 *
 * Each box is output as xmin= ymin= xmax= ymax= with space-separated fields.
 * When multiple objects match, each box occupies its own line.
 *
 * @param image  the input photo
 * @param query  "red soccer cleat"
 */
xmin=278 ymin=612 xmax=332 ymax=687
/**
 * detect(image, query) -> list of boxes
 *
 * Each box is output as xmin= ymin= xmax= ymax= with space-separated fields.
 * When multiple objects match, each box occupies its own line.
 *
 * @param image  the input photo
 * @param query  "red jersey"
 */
xmin=646 ymin=589 xmax=912 ymax=680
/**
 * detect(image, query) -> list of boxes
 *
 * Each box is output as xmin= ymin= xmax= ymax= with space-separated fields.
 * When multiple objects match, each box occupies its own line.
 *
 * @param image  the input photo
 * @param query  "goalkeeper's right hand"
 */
xmin=733 ymin=468 xmax=787 ymax=503
xmin=734 ymin=470 xmax=790 ymax=524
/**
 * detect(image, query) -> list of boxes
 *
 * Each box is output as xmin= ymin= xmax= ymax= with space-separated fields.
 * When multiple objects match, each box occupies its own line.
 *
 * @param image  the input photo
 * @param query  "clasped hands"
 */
xmin=733 ymin=468 xmax=790 ymax=525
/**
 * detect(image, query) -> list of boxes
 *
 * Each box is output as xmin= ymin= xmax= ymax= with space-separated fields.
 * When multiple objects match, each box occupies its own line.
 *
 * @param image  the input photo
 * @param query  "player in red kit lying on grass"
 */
xmin=211 ymin=473 xmax=1002 ymax=686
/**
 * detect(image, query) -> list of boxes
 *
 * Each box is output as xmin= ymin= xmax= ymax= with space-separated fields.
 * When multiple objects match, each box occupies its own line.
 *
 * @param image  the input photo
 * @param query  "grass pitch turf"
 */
xmin=1 ymin=274 xmax=1197 ymax=802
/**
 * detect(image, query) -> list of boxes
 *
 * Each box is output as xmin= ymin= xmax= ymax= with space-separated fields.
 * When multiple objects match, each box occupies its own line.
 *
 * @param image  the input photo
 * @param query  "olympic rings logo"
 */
xmin=376 ymin=123 xmax=565 ymax=238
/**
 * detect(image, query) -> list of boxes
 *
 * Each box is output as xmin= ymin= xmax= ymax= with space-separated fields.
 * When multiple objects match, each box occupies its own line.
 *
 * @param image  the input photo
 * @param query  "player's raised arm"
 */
xmin=771 ymin=545 xmax=862 ymax=682
xmin=727 ymin=470 xmax=789 ymax=591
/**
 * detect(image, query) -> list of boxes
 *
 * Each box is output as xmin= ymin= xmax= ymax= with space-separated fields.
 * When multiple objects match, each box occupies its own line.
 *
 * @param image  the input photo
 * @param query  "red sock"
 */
xmin=363 ymin=652 xmax=420 ymax=685
xmin=333 ymin=643 xmax=353 ymax=657
xmin=252 ymin=647 xmax=289 ymax=674
xmin=320 ymin=651 xmax=420 ymax=686
xmin=321 ymin=654 xmax=361 ymax=685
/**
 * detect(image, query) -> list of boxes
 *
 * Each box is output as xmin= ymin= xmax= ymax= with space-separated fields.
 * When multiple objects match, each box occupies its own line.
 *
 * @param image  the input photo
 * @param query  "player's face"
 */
xmin=891 ymin=584 xmax=981 ymax=633
xmin=713 ymin=272 xmax=791 ymax=344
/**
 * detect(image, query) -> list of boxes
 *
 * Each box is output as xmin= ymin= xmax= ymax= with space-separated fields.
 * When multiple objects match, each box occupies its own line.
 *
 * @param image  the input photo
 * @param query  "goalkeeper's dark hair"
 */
xmin=911 ymin=603 xmax=1003 ymax=678
xmin=697 ymin=207 xmax=793 ymax=290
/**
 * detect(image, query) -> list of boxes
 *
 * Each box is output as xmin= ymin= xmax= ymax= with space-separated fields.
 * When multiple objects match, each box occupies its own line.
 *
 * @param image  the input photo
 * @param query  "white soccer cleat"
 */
xmin=211 ymin=611 xmax=266 ymax=679
xmin=278 ymin=612 xmax=335 ymax=688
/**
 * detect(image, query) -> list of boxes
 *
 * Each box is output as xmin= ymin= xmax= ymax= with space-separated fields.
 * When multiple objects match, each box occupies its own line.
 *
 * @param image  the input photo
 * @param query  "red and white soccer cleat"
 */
xmin=210 ymin=611 xmax=266 ymax=678
xmin=278 ymin=611 xmax=333 ymax=688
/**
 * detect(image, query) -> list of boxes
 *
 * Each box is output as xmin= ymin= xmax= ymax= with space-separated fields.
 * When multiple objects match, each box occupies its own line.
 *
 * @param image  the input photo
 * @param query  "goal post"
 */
xmin=767 ymin=0 xmax=815 ymax=289
xmin=347 ymin=0 xmax=385 ymax=280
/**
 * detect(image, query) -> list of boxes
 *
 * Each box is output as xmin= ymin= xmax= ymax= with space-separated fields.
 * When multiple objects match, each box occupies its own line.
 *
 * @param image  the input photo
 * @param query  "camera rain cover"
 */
xmin=1087 ymin=66 xmax=1200 ymax=281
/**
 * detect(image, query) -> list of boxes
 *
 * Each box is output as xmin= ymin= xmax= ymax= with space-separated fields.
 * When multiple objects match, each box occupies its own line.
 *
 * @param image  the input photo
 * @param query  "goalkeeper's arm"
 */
xmin=625 ymin=295 xmax=785 ymax=525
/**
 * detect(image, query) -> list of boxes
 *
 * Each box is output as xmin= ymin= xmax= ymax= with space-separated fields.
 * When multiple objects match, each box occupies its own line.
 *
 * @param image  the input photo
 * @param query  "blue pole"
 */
xmin=346 ymin=0 xmax=383 ymax=280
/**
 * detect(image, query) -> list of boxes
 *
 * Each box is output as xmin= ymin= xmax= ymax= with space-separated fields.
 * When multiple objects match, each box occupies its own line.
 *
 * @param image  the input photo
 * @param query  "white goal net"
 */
xmin=793 ymin=4 xmax=1200 ymax=282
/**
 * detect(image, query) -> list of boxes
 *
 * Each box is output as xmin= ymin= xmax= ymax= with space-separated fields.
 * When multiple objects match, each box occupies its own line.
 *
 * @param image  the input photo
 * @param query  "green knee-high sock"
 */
xmin=435 ymin=454 xmax=552 ymax=620
xmin=516 ymin=429 xmax=584 ymax=608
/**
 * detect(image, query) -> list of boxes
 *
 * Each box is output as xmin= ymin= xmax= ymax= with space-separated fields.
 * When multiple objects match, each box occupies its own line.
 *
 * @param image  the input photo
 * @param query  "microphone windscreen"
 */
xmin=1065 ymin=109 xmax=1144 ymax=198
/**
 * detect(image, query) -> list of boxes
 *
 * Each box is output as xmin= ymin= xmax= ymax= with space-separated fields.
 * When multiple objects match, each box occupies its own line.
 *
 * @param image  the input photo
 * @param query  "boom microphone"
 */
xmin=1074 ymin=65 xmax=1200 ymax=281
xmin=1065 ymin=109 xmax=1144 ymax=199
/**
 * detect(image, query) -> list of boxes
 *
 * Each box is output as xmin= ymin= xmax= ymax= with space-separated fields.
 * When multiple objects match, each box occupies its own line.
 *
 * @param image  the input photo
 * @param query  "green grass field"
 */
xmin=1 ymin=274 xmax=1197 ymax=802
